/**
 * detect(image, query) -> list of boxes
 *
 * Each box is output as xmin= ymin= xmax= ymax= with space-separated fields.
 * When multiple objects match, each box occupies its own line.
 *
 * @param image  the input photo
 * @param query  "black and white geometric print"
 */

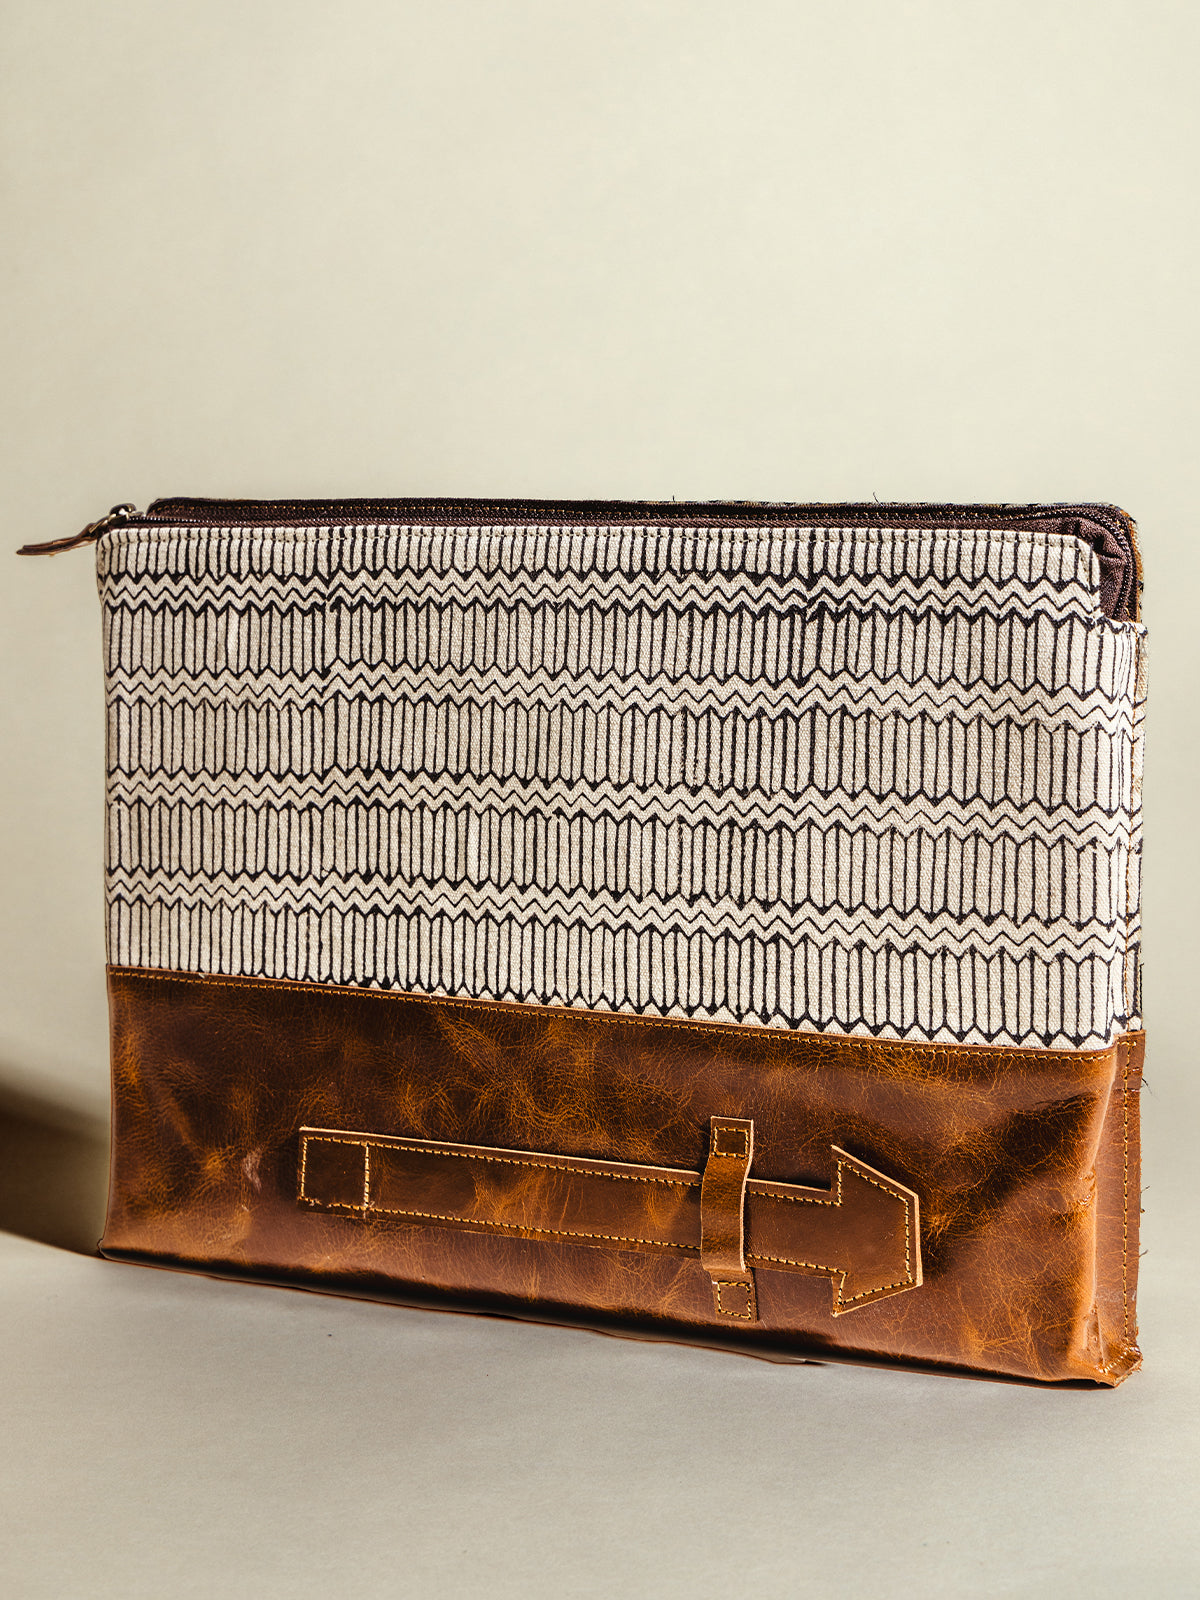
xmin=99 ymin=521 xmax=1145 ymax=1049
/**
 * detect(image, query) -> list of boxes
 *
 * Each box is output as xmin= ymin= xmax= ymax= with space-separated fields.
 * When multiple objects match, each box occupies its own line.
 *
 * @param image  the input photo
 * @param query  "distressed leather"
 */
xmin=296 ymin=1121 xmax=919 ymax=1320
xmin=101 ymin=967 xmax=1143 ymax=1385
xmin=700 ymin=1118 xmax=758 ymax=1321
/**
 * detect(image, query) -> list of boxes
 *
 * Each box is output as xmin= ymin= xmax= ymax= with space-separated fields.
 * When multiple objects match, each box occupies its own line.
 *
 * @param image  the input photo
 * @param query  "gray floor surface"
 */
xmin=1 ymin=1162 xmax=1197 ymax=1599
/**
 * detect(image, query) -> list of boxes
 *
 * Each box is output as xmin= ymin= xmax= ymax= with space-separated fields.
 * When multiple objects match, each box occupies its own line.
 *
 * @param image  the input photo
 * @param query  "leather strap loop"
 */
xmin=700 ymin=1116 xmax=757 ymax=1321
xmin=296 ymin=1115 xmax=923 ymax=1316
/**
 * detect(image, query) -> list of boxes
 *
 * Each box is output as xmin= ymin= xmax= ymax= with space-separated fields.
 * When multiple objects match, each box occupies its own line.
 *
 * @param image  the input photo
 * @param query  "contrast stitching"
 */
xmin=753 ymin=1160 xmax=914 ymax=1295
xmin=1100 ymin=1044 xmax=1133 ymax=1375
xmin=752 ymin=1185 xmax=834 ymax=1204
xmin=1124 ymin=1053 xmax=1133 ymax=1337
xmin=297 ymin=1133 xmax=369 ymax=1209
xmin=738 ymin=1248 xmax=911 ymax=1300
xmin=1113 ymin=623 xmax=1142 ymax=1343
xmin=108 ymin=524 xmax=1067 ymax=554
xmin=109 ymin=969 xmax=1117 ymax=1063
xmin=843 ymin=1271 xmax=912 ymax=1302
xmin=745 ymin=1251 xmax=828 ymax=1271
xmin=714 ymin=1281 xmax=755 ymax=1319
xmin=348 ymin=1203 xmax=693 ymax=1254
xmin=301 ymin=1134 xmax=694 ymax=1187
xmin=302 ymin=1133 xmax=909 ymax=1233
xmin=298 ymin=1135 xmax=914 ymax=1299
xmin=711 ymin=1126 xmax=750 ymax=1157
xmin=840 ymin=1165 xmax=914 ymax=1293
xmin=299 ymin=1138 xmax=690 ymax=1248
xmin=1119 ymin=636 xmax=1143 ymax=1030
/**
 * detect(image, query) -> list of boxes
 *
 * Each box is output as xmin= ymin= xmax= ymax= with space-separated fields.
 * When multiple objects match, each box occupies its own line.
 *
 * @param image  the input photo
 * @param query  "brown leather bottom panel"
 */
xmin=101 ymin=968 xmax=1143 ymax=1385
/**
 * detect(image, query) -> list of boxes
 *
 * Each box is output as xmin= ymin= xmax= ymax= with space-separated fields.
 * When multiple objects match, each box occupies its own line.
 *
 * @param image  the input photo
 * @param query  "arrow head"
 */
xmin=829 ymin=1147 xmax=922 ymax=1315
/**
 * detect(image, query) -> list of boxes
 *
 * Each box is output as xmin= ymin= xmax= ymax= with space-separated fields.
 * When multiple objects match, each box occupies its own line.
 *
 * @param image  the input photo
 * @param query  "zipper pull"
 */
xmin=17 ymin=503 xmax=137 ymax=557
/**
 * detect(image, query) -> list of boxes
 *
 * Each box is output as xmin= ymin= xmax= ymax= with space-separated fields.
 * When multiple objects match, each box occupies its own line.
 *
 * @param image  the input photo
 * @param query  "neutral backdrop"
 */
xmin=2 ymin=3 xmax=1197 ymax=1596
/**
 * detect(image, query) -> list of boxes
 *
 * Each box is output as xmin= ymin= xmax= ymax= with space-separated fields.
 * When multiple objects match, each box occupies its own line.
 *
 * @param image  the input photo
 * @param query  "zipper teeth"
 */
xmin=126 ymin=498 xmax=1137 ymax=625
xmin=139 ymin=497 xmax=1126 ymax=531
xmin=18 ymin=496 xmax=1135 ymax=621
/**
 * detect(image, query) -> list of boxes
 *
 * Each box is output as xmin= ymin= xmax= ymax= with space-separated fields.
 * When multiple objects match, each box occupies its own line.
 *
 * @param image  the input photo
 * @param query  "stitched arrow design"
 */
xmin=297 ymin=1126 xmax=921 ymax=1316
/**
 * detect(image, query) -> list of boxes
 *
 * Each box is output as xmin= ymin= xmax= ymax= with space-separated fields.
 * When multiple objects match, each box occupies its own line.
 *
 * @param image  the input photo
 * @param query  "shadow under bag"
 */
xmin=23 ymin=498 xmax=1146 ymax=1383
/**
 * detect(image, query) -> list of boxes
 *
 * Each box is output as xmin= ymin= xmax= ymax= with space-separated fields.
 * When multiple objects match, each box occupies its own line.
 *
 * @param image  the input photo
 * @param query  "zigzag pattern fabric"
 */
xmin=99 ymin=522 xmax=1146 ymax=1048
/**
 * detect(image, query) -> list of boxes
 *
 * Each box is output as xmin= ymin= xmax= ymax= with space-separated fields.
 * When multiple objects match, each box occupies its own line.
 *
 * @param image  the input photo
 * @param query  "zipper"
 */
xmin=17 ymin=493 xmax=1134 ymax=538
xmin=17 ymin=503 xmax=137 ymax=557
xmin=16 ymin=495 xmax=1139 ymax=618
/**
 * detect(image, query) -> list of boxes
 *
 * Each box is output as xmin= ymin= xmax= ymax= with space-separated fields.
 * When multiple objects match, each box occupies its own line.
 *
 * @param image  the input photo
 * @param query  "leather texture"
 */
xmin=296 ymin=1118 xmax=919 ymax=1322
xmin=700 ymin=1118 xmax=759 ymax=1320
xmin=101 ymin=966 xmax=1143 ymax=1385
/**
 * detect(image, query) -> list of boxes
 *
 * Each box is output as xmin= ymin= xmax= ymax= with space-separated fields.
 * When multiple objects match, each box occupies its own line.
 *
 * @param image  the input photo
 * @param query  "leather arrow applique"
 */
xmin=298 ymin=1123 xmax=922 ymax=1319
xmin=743 ymin=1147 xmax=922 ymax=1314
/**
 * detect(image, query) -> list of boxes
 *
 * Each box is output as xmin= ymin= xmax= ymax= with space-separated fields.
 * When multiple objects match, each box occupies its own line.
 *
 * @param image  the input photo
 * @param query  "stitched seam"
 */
xmin=1111 ymin=634 xmax=1140 ymax=1349
xmin=1120 ymin=636 xmax=1142 ymax=1028
xmin=332 ymin=1201 xmax=695 ymax=1253
xmin=843 ymin=1277 xmax=910 ymax=1302
xmin=747 ymin=1158 xmax=915 ymax=1296
xmin=746 ymin=1251 xmax=832 ymax=1270
xmin=301 ymin=1134 xmax=694 ymax=1187
xmin=1122 ymin=1046 xmax=1130 ymax=1339
xmin=301 ymin=1134 xmax=905 ymax=1214
xmin=107 ymin=525 xmax=1077 ymax=554
xmin=299 ymin=1138 xmax=913 ymax=1297
xmin=711 ymin=1121 xmax=751 ymax=1158
xmin=1100 ymin=1046 xmax=1133 ymax=1374
xmin=304 ymin=1135 xmax=379 ymax=1148
xmin=741 ymin=1250 xmax=913 ymax=1297
xmin=109 ymin=969 xmax=1118 ymax=1063
xmin=297 ymin=1134 xmax=369 ymax=1210
xmin=753 ymin=1187 xmax=833 ymax=1205
xmin=714 ymin=1281 xmax=755 ymax=1319
xmin=299 ymin=1189 xmax=912 ymax=1291
xmin=838 ymin=1164 xmax=914 ymax=1295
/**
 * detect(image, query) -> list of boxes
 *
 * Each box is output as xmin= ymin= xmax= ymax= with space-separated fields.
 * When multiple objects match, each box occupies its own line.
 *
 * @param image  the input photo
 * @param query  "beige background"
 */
xmin=1 ymin=2 xmax=1197 ymax=1595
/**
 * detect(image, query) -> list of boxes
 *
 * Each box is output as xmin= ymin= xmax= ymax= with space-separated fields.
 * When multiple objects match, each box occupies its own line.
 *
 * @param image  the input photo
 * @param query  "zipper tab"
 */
xmin=17 ymin=503 xmax=137 ymax=557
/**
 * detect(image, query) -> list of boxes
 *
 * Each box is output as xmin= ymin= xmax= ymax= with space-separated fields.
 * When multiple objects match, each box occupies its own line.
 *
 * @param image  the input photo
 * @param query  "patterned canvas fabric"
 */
xmin=99 ymin=521 xmax=1145 ymax=1049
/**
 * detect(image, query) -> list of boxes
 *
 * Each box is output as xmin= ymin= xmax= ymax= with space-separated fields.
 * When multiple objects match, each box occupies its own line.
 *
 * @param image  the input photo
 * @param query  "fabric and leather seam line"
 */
xmin=107 ymin=967 xmax=1124 ymax=1064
